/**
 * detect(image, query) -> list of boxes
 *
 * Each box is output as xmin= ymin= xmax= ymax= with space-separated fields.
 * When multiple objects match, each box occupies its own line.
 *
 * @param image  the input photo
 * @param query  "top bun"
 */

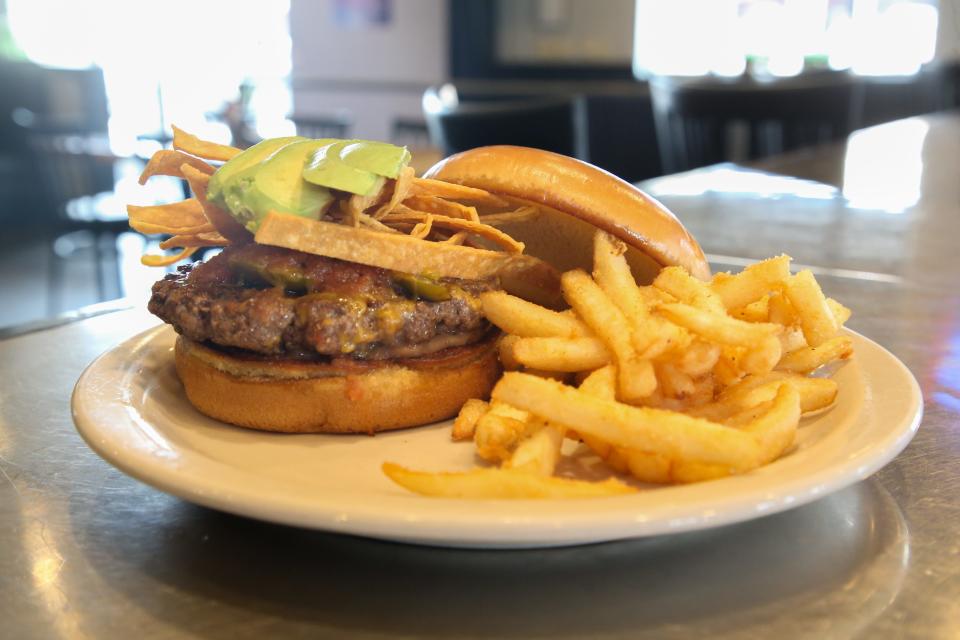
xmin=424 ymin=146 xmax=710 ymax=283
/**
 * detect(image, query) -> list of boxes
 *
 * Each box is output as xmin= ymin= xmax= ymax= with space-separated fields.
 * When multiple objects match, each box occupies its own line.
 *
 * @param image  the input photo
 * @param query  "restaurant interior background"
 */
xmin=0 ymin=0 xmax=957 ymax=331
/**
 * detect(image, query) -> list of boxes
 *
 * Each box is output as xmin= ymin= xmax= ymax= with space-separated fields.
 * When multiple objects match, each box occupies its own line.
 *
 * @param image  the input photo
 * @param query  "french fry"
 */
xmin=592 ymin=231 xmax=658 ymax=354
xmin=480 ymin=291 xmax=589 ymax=338
xmin=562 ymin=269 xmax=656 ymax=401
xmin=655 ymin=266 xmax=725 ymax=314
xmin=382 ymin=463 xmax=636 ymax=499
xmin=497 ymin=335 xmax=523 ymax=370
xmin=473 ymin=402 xmax=536 ymax=462
xmin=740 ymin=335 xmax=782 ymax=375
xmin=677 ymin=340 xmax=721 ymax=378
xmin=656 ymin=361 xmax=695 ymax=398
xmin=576 ymin=366 xmax=633 ymax=474
xmin=776 ymin=335 xmax=854 ymax=374
xmin=827 ymin=298 xmax=851 ymax=327
xmin=710 ymin=255 xmax=791 ymax=310
xmin=767 ymin=290 xmax=798 ymax=326
xmin=718 ymin=371 xmax=838 ymax=415
xmin=741 ymin=384 xmax=801 ymax=464
xmin=504 ymin=425 xmax=565 ymax=476
xmin=452 ymin=399 xmax=489 ymax=441
xmin=493 ymin=373 xmax=762 ymax=469
xmin=731 ymin=296 xmax=770 ymax=323
xmin=779 ymin=326 xmax=808 ymax=354
xmin=506 ymin=336 xmax=610 ymax=372
xmin=783 ymin=270 xmax=839 ymax=347
xmin=657 ymin=302 xmax=781 ymax=347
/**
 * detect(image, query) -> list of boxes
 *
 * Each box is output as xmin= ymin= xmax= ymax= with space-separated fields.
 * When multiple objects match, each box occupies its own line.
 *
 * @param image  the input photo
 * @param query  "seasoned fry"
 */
xmin=474 ymin=402 xmax=535 ymax=462
xmin=562 ymin=269 xmax=656 ymax=402
xmin=481 ymin=291 xmax=589 ymax=338
xmin=827 ymin=297 xmax=851 ymax=326
xmin=505 ymin=336 xmax=610 ymax=372
xmin=731 ymin=296 xmax=770 ymax=323
xmin=710 ymin=255 xmax=791 ymax=310
xmin=592 ymin=231 xmax=661 ymax=355
xmin=776 ymin=336 xmax=854 ymax=373
xmin=655 ymin=266 xmax=725 ymax=314
xmin=493 ymin=373 xmax=763 ymax=469
xmin=452 ymin=399 xmax=489 ymax=441
xmin=784 ymin=270 xmax=838 ymax=347
xmin=741 ymin=384 xmax=800 ymax=464
xmin=740 ymin=335 xmax=782 ymax=375
xmin=382 ymin=463 xmax=636 ymax=499
xmin=657 ymin=302 xmax=781 ymax=347
xmin=718 ymin=371 xmax=838 ymax=415
xmin=504 ymin=425 xmax=565 ymax=476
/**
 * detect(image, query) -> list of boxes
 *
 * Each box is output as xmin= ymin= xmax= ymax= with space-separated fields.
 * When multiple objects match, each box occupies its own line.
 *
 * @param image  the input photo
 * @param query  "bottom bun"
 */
xmin=174 ymin=335 xmax=501 ymax=434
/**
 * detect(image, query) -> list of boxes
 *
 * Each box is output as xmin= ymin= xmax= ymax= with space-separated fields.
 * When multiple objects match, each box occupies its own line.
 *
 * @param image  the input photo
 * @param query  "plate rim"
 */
xmin=71 ymin=325 xmax=922 ymax=547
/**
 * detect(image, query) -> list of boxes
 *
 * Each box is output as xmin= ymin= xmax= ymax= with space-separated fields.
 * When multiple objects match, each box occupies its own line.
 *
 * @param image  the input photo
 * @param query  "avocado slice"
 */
xmin=302 ymin=140 xmax=384 ymax=196
xmin=340 ymin=140 xmax=411 ymax=179
xmin=207 ymin=136 xmax=305 ymax=205
xmin=220 ymin=139 xmax=337 ymax=232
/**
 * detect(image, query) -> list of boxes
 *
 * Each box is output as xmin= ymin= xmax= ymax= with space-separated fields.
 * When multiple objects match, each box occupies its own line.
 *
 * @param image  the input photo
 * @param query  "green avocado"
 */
xmin=302 ymin=140 xmax=384 ymax=196
xmin=302 ymin=139 xmax=411 ymax=195
xmin=219 ymin=139 xmax=337 ymax=232
xmin=207 ymin=136 xmax=305 ymax=204
xmin=340 ymin=140 xmax=411 ymax=179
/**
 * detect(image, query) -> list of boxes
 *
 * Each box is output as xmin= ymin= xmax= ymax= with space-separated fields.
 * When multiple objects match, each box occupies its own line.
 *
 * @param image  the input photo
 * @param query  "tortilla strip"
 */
xmin=172 ymin=125 xmax=241 ymax=162
xmin=381 ymin=211 xmax=525 ymax=253
xmin=139 ymin=150 xmax=215 ymax=185
xmin=402 ymin=195 xmax=479 ymax=222
xmin=256 ymin=211 xmax=551 ymax=283
xmin=409 ymin=177 xmax=508 ymax=208
xmin=141 ymin=246 xmax=197 ymax=267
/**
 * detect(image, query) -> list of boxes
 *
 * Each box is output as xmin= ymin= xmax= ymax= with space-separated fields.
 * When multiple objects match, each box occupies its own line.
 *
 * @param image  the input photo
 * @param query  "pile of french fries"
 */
xmin=383 ymin=231 xmax=853 ymax=499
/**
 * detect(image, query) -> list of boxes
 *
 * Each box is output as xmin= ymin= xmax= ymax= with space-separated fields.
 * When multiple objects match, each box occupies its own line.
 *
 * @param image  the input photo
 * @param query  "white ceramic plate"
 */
xmin=72 ymin=325 xmax=921 ymax=548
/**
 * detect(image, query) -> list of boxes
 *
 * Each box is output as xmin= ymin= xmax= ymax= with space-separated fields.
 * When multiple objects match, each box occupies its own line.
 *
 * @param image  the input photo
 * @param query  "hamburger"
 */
xmin=132 ymin=134 xmax=707 ymax=435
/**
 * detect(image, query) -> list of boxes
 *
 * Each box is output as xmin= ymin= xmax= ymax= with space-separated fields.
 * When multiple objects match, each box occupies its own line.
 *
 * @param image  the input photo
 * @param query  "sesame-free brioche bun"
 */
xmin=424 ymin=146 xmax=710 ymax=283
xmin=174 ymin=335 xmax=501 ymax=434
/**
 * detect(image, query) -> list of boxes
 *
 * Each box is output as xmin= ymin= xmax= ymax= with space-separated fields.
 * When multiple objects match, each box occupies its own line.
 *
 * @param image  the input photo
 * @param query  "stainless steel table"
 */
xmin=2 ymin=113 xmax=958 ymax=639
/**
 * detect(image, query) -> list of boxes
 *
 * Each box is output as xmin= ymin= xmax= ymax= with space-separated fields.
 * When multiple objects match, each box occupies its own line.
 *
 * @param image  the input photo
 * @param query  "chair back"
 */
xmin=290 ymin=114 xmax=351 ymax=140
xmin=650 ymin=72 xmax=863 ymax=173
xmin=422 ymin=85 xmax=589 ymax=160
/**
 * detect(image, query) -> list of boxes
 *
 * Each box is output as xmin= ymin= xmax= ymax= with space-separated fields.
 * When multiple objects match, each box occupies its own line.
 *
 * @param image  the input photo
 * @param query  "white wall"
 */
xmin=937 ymin=0 xmax=960 ymax=61
xmin=289 ymin=0 xmax=447 ymax=141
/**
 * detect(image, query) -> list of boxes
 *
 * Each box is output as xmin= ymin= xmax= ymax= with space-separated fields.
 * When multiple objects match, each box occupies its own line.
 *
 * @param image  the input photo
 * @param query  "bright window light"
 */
xmin=634 ymin=0 xmax=939 ymax=78
xmin=6 ymin=0 xmax=293 ymax=154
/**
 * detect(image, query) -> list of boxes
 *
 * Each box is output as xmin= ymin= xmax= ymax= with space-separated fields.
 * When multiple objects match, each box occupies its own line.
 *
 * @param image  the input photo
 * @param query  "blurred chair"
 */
xmin=22 ymin=123 xmax=128 ymax=313
xmin=422 ymin=84 xmax=589 ymax=160
xmin=649 ymin=71 xmax=864 ymax=174
xmin=290 ymin=114 xmax=351 ymax=139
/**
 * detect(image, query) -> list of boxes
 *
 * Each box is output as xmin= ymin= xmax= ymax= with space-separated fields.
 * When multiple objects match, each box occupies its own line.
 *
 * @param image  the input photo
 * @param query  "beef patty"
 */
xmin=149 ymin=244 xmax=496 ymax=360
